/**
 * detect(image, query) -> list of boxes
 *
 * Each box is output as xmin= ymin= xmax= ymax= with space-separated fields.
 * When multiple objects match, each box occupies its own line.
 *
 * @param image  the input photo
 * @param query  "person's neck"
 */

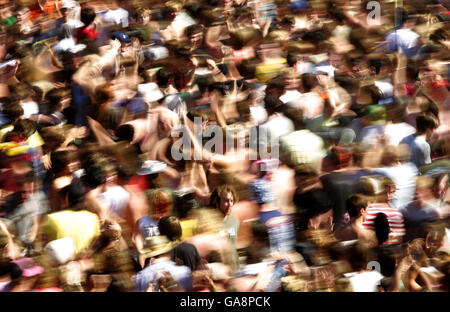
xmin=351 ymin=216 xmax=364 ymax=227
xmin=415 ymin=131 xmax=427 ymax=138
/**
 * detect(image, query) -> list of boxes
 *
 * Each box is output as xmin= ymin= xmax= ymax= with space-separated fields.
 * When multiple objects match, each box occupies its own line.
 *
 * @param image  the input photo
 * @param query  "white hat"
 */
xmin=45 ymin=237 xmax=76 ymax=265
xmin=61 ymin=0 xmax=78 ymax=9
xmin=137 ymin=160 xmax=167 ymax=176
xmin=137 ymin=83 xmax=164 ymax=103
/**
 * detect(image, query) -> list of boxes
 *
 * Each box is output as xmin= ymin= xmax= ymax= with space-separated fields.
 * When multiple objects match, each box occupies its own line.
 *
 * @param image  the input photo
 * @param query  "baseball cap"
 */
xmin=11 ymin=258 xmax=44 ymax=277
xmin=112 ymin=32 xmax=132 ymax=43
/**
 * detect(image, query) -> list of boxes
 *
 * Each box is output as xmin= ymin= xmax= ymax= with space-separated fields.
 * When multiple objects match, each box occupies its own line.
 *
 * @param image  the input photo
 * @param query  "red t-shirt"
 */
xmin=75 ymin=26 xmax=98 ymax=41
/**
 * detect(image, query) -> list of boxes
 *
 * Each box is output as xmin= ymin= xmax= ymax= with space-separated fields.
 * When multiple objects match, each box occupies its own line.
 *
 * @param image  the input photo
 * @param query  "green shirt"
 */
xmin=224 ymin=215 xmax=240 ymax=249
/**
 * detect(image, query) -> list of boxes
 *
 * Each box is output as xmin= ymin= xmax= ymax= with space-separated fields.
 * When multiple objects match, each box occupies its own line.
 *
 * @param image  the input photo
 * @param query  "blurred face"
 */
xmin=189 ymin=32 xmax=203 ymax=47
xmin=385 ymin=186 xmax=396 ymax=203
xmin=415 ymin=187 xmax=434 ymax=206
xmin=154 ymin=194 xmax=172 ymax=219
xmin=219 ymin=192 xmax=234 ymax=216
xmin=433 ymin=175 xmax=448 ymax=200
xmin=17 ymin=8 xmax=30 ymax=23
xmin=157 ymin=115 xmax=174 ymax=139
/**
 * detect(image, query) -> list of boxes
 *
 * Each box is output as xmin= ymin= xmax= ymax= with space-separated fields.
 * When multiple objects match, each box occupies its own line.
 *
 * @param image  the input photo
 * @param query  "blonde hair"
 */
xmin=416 ymin=175 xmax=435 ymax=190
xmin=191 ymin=208 xmax=225 ymax=235
xmin=146 ymin=188 xmax=173 ymax=216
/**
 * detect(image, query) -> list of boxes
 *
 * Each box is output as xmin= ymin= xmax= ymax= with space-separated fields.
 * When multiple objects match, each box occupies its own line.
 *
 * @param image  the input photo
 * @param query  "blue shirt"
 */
xmin=400 ymin=134 xmax=431 ymax=168
xmin=137 ymin=216 xmax=160 ymax=239
xmin=259 ymin=210 xmax=296 ymax=253
xmin=133 ymin=259 xmax=192 ymax=292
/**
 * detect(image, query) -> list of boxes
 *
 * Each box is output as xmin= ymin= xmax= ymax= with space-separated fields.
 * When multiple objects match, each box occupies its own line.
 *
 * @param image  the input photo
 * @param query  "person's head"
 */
xmin=359 ymin=175 xmax=395 ymax=203
xmin=295 ymin=188 xmax=334 ymax=231
xmin=415 ymin=113 xmax=439 ymax=140
xmin=186 ymin=24 xmax=204 ymax=47
xmin=50 ymin=150 xmax=79 ymax=177
xmin=293 ymin=164 xmax=319 ymax=192
xmin=368 ymin=55 xmax=393 ymax=77
xmin=115 ymin=124 xmax=134 ymax=143
xmin=421 ymin=222 xmax=446 ymax=257
xmin=433 ymin=173 xmax=448 ymax=201
xmin=376 ymin=245 xmax=400 ymax=278
xmin=263 ymin=92 xmax=283 ymax=116
xmin=415 ymin=175 xmax=435 ymax=206
xmin=80 ymin=7 xmax=96 ymax=27
xmin=158 ymin=215 xmax=182 ymax=241
xmin=85 ymin=164 xmax=105 ymax=189
xmin=2 ymin=102 xmax=23 ymax=123
xmin=10 ymin=83 xmax=32 ymax=102
xmin=348 ymin=239 xmax=375 ymax=272
xmin=60 ymin=184 xmax=85 ymax=210
xmin=147 ymin=188 xmax=173 ymax=220
xmin=374 ymin=213 xmax=390 ymax=245
xmin=186 ymin=108 xmax=209 ymax=131
xmin=156 ymin=67 xmax=173 ymax=89
xmin=156 ymin=108 xmax=180 ymax=140
xmin=301 ymin=73 xmax=320 ymax=92
xmin=44 ymin=88 xmax=71 ymax=113
xmin=346 ymin=194 xmax=369 ymax=221
xmin=381 ymin=177 xmax=396 ymax=203
xmin=357 ymin=84 xmax=382 ymax=106
xmin=210 ymin=185 xmax=238 ymax=216
xmin=283 ymin=106 xmax=304 ymax=130
xmin=0 ymin=260 xmax=22 ymax=287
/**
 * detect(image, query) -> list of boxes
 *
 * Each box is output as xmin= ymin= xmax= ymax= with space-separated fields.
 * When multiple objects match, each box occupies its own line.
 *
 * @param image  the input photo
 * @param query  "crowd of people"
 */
xmin=0 ymin=0 xmax=449 ymax=292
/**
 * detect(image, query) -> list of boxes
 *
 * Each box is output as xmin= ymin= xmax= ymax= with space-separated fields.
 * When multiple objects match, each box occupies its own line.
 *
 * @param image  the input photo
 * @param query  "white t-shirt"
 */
xmin=384 ymin=122 xmax=416 ymax=146
xmin=259 ymin=114 xmax=294 ymax=159
xmin=250 ymin=104 xmax=268 ymax=124
xmin=102 ymin=8 xmax=129 ymax=28
xmin=280 ymin=89 xmax=302 ymax=104
xmin=344 ymin=271 xmax=384 ymax=292
xmin=99 ymin=186 xmax=130 ymax=219
xmin=374 ymin=162 xmax=418 ymax=211
xmin=290 ymin=92 xmax=324 ymax=120
xmin=20 ymin=101 xmax=39 ymax=117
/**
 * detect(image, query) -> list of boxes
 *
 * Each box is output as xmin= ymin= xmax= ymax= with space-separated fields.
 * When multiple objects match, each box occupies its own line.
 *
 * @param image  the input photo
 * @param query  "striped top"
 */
xmin=363 ymin=203 xmax=406 ymax=245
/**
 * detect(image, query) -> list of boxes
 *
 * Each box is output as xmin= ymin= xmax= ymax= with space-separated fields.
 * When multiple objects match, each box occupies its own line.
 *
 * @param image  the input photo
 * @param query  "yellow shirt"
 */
xmin=180 ymin=219 xmax=198 ymax=241
xmin=42 ymin=210 xmax=101 ymax=255
xmin=255 ymin=58 xmax=287 ymax=83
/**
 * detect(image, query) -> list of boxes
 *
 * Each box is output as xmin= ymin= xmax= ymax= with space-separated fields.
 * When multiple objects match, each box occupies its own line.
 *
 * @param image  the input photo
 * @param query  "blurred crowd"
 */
xmin=0 ymin=0 xmax=450 ymax=292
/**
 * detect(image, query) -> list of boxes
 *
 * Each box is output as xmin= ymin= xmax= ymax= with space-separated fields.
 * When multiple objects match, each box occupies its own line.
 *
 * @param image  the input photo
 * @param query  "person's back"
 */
xmin=400 ymin=134 xmax=431 ymax=168
xmin=373 ymin=145 xmax=419 ymax=211
xmin=99 ymin=185 xmax=130 ymax=220
xmin=363 ymin=203 xmax=405 ymax=245
xmin=400 ymin=113 xmax=439 ymax=168
xmin=133 ymin=236 xmax=192 ymax=291
xmin=343 ymin=240 xmax=384 ymax=292
xmin=41 ymin=185 xmax=100 ymax=255
xmin=334 ymin=194 xmax=376 ymax=244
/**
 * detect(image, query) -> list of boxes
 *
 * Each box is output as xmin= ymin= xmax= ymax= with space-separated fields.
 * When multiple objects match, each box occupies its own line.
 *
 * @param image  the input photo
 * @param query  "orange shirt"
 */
xmin=29 ymin=0 xmax=61 ymax=21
